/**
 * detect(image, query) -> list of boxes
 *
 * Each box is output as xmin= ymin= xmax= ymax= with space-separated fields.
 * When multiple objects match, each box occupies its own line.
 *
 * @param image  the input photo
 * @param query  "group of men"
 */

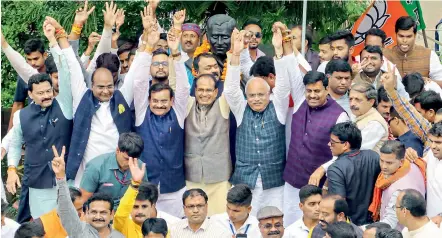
xmin=1 ymin=0 xmax=442 ymax=237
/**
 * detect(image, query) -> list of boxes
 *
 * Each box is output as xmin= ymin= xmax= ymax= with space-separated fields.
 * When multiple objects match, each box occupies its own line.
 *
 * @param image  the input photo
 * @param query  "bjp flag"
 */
xmin=351 ymin=0 xmax=426 ymax=57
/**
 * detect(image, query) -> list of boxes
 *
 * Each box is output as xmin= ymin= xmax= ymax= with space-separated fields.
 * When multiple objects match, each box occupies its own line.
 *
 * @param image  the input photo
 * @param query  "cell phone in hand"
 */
xmin=236 ymin=234 xmax=247 ymax=238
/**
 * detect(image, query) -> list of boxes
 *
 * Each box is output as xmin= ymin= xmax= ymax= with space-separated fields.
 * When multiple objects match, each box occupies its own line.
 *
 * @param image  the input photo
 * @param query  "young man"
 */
xmin=318 ymin=36 xmax=333 ymax=64
xmin=368 ymin=141 xmax=426 ymax=230
xmin=114 ymin=159 xmax=180 ymax=238
xmin=212 ymin=184 xmax=260 ymax=237
xmin=376 ymin=87 xmax=392 ymax=121
xmin=389 ymin=108 xmax=424 ymax=157
xmin=142 ymin=218 xmax=169 ymax=238
xmin=257 ymin=206 xmax=285 ymax=238
xmin=398 ymin=189 xmax=442 ymax=237
xmin=285 ymin=185 xmax=322 ymax=238
xmin=170 ymin=189 xmax=230 ymax=238
xmin=383 ymin=16 xmax=442 ymax=81
xmin=363 ymin=222 xmax=391 ymax=238
xmin=14 ymin=222 xmax=45 ymax=238
xmin=79 ymin=132 xmax=148 ymax=209
xmin=52 ymin=145 xmax=124 ymax=237
xmin=413 ymin=90 xmax=442 ymax=123
xmin=325 ymin=59 xmax=353 ymax=117
xmin=326 ymin=122 xmax=380 ymax=225
xmin=243 ymin=18 xmax=266 ymax=62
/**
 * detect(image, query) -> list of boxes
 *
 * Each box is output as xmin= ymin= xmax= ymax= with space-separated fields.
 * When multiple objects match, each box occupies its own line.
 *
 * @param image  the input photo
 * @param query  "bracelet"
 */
xmin=171 ymin=52 xmax=181 ymax=58
xmin=55 ymin=29 xmax=67 ymax=40
xmin=7 ymin=167 xmax=17 ymax=173
xmin=275 ymin=54 xmax=283 ymax=59
xmin=56 ymin=176 xmax=65 ymax=181
xmin=145 ymin=45 xmax=154 ymax=54
xmin=72 ymin=25 xmax=83 ymax=35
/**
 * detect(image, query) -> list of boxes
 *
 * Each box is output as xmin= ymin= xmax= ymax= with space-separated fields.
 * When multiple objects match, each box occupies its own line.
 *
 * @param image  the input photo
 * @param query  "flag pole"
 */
xmin=301 ymin=0 xmax=307 ymax=56
xmin=422 ymin=29 xmax=429 ymax=48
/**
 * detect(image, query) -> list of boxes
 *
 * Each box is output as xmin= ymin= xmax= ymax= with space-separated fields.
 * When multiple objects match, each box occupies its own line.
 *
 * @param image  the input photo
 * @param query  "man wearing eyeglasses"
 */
xmin=257 ymin=206 xmax=285 ymax=238
xmin=243 ymin=19 xmax=266 ymax=62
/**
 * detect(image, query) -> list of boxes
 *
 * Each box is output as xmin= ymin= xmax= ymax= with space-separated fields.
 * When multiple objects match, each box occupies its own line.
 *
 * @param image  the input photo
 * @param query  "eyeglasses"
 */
xmin=249 ymin=31 xmax=262 ymax=39
xmin=196 ymin=88 xmax=215 ymax=93
xmin=329 ymin=139 xmax=345 ymax=146
xmin=247 ymin=93 xmax=267 ymax=99
xmin=152 ymin=61 xmax=169 ymax=67
xmin=95 ymin=85 xmax=114 ymax=90
xmin=184 ymin=204 xmax=206 ymax=210
xmin=260 ymin=223 xmax=283 ymax=229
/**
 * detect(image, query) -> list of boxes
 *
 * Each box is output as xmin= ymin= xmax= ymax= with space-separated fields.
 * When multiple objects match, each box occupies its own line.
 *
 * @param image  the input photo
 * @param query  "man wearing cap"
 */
xmin=257 ymin=206 xmax=285 ymax=238
xmin=181 ymin=23 xmax=201 ymax=87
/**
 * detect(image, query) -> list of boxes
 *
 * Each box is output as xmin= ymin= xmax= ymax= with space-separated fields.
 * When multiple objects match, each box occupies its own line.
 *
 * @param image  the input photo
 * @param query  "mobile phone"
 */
xmin=236 ymin=234 xmax=247 ymax=238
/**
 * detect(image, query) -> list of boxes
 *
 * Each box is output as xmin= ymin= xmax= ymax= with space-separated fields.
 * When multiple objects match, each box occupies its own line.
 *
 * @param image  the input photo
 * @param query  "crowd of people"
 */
xmin=1 ymin=0 xmax=442 ymax=237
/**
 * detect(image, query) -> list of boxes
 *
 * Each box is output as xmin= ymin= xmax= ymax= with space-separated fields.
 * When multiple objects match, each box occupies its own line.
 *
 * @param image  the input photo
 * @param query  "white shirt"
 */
xmin=211 ymin=212 xmax=261 ymax=237
xmin=424 ymin=81 xmax=442 ymax=98
xmin=429 ymin=51 xmax=442 ymax=81
xmin=424 ymin=150 xmax=442 ymax=217
xmin=317 ymin=61 xmax=328 ymax=74
xmin=157 ymin=210 xmax=182 ymax=228
xmin=1 ymin=217 xmax=20 ymax=238
xmin=170 ymin=218 xmax=231 ymax=238
xmin=402 ymin=220 xmax=442 ymax=238
xmin=360 ymin=121 xmax=387 ymax=150
xmin=284 ymin=217 xmax=311 ymax=238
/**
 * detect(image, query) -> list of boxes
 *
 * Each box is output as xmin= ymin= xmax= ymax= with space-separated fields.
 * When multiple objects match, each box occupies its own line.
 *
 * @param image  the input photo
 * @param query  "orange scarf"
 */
xmin=368 ymin=158 xmax=426 ymax=221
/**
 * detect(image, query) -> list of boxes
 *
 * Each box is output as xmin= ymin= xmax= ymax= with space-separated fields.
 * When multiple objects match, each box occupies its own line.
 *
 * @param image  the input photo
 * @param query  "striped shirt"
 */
xmin=385 ymin=87 xmax=432 ymax=152
xmin=170 ymin=218 xmax=231 ymax=238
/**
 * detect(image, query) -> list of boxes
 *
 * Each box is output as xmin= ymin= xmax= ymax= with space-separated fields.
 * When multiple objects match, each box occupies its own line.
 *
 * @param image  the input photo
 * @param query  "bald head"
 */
xmin=246 ymin=77 xmax=271 ymax=112
xmin=92 ymin=67 xmax=115 ymax=102
xmin=246 ymin=77 xmax=271 ymax=94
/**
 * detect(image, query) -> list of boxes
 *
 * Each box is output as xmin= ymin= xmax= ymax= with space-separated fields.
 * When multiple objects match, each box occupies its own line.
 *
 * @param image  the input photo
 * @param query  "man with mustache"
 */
xmin=325 ymin=59 xmax=353 ymax=117
xmin=326 ymin=122 xmax=380 ymax=226
xmin=170 ymin=189 xmax=230 ymax=237
xmin=383 ymin=16 xmax=442 ymax=82
xmin=114 ymin=157 xmax=180 ymax=238
xmin=257 ymin=206 xmax=285 ymax=238
xmin=225 ymin=27 xmax=292 ymax=216
xmin=353 ymin=45 xmax=409 ymax=100
xmin=309 ymin=195 xmax=363 ymax=238
xmin=133 ymin=22 xmax=190 ymax=218
xmin=243 ymin=18 xmax=266 ymax=62
xmin=2 ymin=20 xmax=74 ymax=222
xmin=51 ymin=145 xmax=124 ymax=237
xmin=285 ymin=185 xmax=322 ymax=238
xmin=181 ymin=22 xmax=201 ymax=86
xmin=368 ymin=141 xmax=425 ymax=230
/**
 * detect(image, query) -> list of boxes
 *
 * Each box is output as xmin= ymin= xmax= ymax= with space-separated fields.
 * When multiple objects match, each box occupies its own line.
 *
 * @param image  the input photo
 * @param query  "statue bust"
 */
xmin=206 ymin=14 xmax=236 ymax=61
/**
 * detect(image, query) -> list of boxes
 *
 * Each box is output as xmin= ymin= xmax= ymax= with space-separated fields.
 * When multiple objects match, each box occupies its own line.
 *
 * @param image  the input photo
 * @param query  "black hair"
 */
xmin=194 ymin=74 xmax=218 ymax=89
xmin=87 ymin=192 xmax=114 ymax=212
xmin=330 ymin=122 xmax=362 ymax=150
xmin=1 ymin=199 xmax=8 ymax=216
xmin=395 ymin=16 xmax=417 ymax=34
xmin=400 ymin=189 xmax=426 ymax=217
xmin=351 ymin=83 xmax=378 ymax=107
xmin=14 ymin=221 xmax=45 ymax=238
xmin=136 ymin=182 xmax=159 ymax=204
xmin=291 ymin=25 xmax=314 ymax=48
xmin=141 ymin=218 xmax=168 ymax=237
xmin=45 ymin=55 xmax=58 ymax=75
xmin=243 ymin=18 xmax=263 ymax=31
xmin=299 ymin=185 xmax=322 ymax=203
xmin=193 ymin=52 xmax=217 ymax=72
xmin=24 ymin=38 xmax=45 ymax=55
xmin=414 ymin=90 xmax=442 ymax=112
xmin=149 ymin=83 xmax=174 ymax=99
xmin=118 ymin=132 xmax=144 ymax=158
xmin=360 ymin=45 xmax=383 ymax=59
xmin=250 ymin=56 xmax=275 ymax=77
xmin=117 ymin=41 xmax=135 ymax=56
xmin=27 ymin=73 xmax=52 ymax=92
xmin=325 ymin=59 xmax=352 ymax=76
xmin=366 ymin=222 xmax=391 ymax=233
xmin=402 ymin=72 xmax=425 ymax=99
xmin=437 ymin=108 xmax=442 ymax=115
xmin=325 ymin=221 xmax=357 ymax=238
xmin=366 ymin=28 xmax=387 ymax=44
xmin=322 ymin=194 xmax=349 ymax=217
xmin=377 ymin=86 xmax=390 ymax=103
xmin=429 ymin=122 xmax=442 ymax=137
xmin=380 ymin=140 xmax=406 ymax=160
xmin=129 ymin=48 xmax=137 ymax=57
xmin=182 ymin=188 xmax=208 ymax=205
xmin=96 ymin=53 xmax=120 ymax=73
xmin=226 ymin=184 xmax=252 ymax=207
xmin=159 ymin=33 xmax=168 ymax=41
xmin=69 ymin=187 xmax=82 ymax=204
xmin=319 ymin=35 xmax=332 ymax=45
xmin=389 ymin=106 xmax=404 ymax=122
xmin=303 ymin=71 xmax=328 ymax=88
xmin=152 ymin=48 xmax=169 ymax=58
xmin=329 ymin=29 xmax=355 ymax=48
xmin=375 ymin=228 xmax=403 ymax=238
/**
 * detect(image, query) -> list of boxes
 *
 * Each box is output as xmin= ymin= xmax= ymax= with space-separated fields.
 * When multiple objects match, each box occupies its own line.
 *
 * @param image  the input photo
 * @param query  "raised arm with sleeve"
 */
xmin=1 ymin=45 xmax=38 ymax=83
xmin=284 ymin=53 xmax=307 ymax=112
xmin=56 ymin=178 xmax=87 ymax=236
xmin=51 ymin=44 xmax=73 ymax=119
xmin=172 ymin=59 xmax=191 ymax=129
xmin=224 ymin=64 xmax=248 ymax=126
xmin=7 ymin=111 xmax=22 ymax=169
xmin=271 ymin=56 xmax=291 ymax=125
xmin=239 ymin=48 xmax=255 ymax=82
xmin=134 ymin=52 xmax=154 ymax=127
xmin=86 ymin=27 xmax=112 ymax=74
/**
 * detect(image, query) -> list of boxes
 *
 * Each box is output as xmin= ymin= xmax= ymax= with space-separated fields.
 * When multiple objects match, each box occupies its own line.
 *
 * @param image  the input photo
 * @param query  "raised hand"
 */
xmin=240 ymin=30 xmax=252 ymax=49
xmin=74 ymin=0 xmax=95 ymax=26
xmin=168 ymin=29 xmax=182 ymax=53
xmin=112 ymin=30 xmax=121 ymax=43
xmin=173 ymin=9 xmax=186 ymax=29
xmin=147 ymin=26 xmax=160 ymax=48
xmin=51 ymin=145 xmax=66 ymax=179
xmin=231 ymin=28 xmax=244 ymax=55
xmin=115 ymin=8 xmax=125 ymax=29
xmin=352 ymin=58 xmax=369 ymax=74
xmin=141 ymin=5 xmax=156 ymax=30
xmin=45 ymin=16 xmax=63 ymax=30
xmin=128 ymin=157 xmax=146 ymax=183
xmin=103 ymin=1 xmax=118 ymax=29
xmin=6 ymin=168 xmax=21 ymax=195
xmin=148 ymin=0 xmax=160 ymax=11
xmin=88 ymin=32 xmax=101 ymax=48
xmin=43 ymin=20 xmax=56 ymax=40
xmin=405 ymin=147 xmax=418 ymax=163
xmin=380 ymin=62 xmax=397 ymax=91
xmin=272 ymin=25 xmax=283 ymax=52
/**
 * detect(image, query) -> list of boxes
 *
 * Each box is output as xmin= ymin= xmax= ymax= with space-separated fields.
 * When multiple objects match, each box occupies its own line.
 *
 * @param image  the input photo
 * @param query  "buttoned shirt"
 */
xmin=425 ymin=150 xmax=442 ymax=217
xmin=211 ymin=212 xmax=261 ymax=237
xmin=285 ymin=217 xmax=311 ymax=238
xmin=170 ymin=217 xmax=231 ymax=238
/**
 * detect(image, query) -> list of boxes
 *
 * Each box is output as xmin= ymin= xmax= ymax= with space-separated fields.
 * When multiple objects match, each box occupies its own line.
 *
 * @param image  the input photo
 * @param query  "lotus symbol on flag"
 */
xmin=353 ymin=0 xmax=392 ymax=46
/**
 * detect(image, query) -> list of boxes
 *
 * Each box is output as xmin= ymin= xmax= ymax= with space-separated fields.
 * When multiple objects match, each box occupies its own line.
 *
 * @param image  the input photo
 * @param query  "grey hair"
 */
xmin=245 ymin=77 xmax=271 ymax=95
xmin=351 ymin=83 xmax=378 ymax=107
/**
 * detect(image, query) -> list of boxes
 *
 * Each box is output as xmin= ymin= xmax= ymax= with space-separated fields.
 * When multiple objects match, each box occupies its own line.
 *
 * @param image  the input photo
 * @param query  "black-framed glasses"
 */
xmin=329 ymin=139 xmax=346 ymax=146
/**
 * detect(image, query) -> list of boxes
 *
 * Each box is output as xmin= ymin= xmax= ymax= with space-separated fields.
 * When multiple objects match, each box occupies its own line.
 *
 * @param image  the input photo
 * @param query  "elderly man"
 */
xmin=224 ymin=28 xmax=292 ymax=216
xmin=257 ymin=206 xmax=285 ymax=238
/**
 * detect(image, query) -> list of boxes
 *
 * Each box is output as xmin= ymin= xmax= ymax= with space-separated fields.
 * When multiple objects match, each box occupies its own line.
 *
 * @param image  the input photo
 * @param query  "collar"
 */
xmin=294 ymin=217 xmax=310 ymax=232
xmin=338 ymin=149 xmax=361 ymax=159
xmin=107 ymin=152 xmax=122 ymax=171
xmin=360 ymin=70 xmax=383 ymax=84
xmin=398 ymin=130 xmax=413 ymax=141
xmin=330 ymin=91 xmax=349 ymax=101
xmin=227 ymin=213 xmax=254 ymax=231
xmin=185 ymin=217 xmax=210 ymax=231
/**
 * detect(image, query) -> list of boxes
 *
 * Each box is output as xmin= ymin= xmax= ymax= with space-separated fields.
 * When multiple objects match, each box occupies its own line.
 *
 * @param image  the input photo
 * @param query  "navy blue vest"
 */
xmin=66 ymin=90 xmax=132 ymax=180
xmin=136 ymin=108 xmax=185 ymax=193
xmin=20 ymin=99 xmax=73 ymax=189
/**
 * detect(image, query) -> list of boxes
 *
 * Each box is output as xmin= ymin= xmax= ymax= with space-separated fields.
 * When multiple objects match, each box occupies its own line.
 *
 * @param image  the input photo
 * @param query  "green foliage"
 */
xmin=1 ymin=0 xmax=368 ymax=108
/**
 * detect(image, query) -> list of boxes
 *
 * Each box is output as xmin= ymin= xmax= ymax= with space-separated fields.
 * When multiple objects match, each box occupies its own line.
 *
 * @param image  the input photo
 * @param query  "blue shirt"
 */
xmin=397 ymin=130 xmax=424 ymax=157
